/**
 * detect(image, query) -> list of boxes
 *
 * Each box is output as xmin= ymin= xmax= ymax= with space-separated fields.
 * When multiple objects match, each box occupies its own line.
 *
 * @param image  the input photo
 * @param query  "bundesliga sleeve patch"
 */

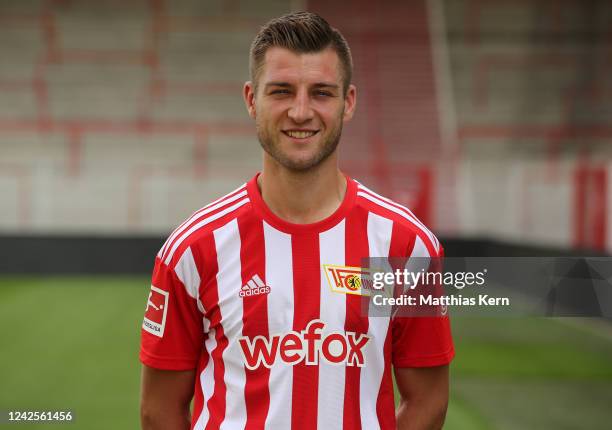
xmin=142 ymin=285 xmax=169 ymax=337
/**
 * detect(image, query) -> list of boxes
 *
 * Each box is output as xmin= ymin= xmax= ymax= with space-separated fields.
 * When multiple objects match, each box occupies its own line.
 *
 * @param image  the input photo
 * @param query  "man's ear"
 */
xmin=343 ymin=84 xmax=357 ymax=122
xmin=244 ymin=81 xmax=256 ymax=118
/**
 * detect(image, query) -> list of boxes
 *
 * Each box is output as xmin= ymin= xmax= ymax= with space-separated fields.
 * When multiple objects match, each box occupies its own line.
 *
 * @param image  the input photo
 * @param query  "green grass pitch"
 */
xmin=1 ymin=277 xmax=611 ymax=429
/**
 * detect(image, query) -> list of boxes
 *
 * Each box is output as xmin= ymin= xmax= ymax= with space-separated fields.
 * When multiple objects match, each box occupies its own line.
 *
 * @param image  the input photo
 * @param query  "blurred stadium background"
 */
xmin=0 ymin=0 xmax=611 ymax=428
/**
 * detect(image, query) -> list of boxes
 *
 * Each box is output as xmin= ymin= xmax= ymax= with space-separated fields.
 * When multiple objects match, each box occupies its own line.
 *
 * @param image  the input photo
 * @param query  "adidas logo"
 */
xmin=239 ymin=274 xmax=271 ymax=298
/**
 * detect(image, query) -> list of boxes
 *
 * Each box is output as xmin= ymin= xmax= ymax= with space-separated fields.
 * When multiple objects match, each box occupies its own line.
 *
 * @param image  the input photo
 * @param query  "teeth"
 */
xmin=286 ymin=130 xmax=316 ymax=139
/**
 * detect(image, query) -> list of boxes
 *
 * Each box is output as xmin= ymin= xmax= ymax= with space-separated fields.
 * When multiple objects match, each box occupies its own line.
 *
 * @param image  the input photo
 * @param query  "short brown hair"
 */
xmin=249 ymin=11 xmax=353 ymax=95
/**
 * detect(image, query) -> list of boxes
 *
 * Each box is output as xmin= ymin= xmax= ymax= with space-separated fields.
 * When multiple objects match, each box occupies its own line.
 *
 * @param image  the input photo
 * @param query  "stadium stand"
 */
xmin=0 ymin=0 xmax=611 ymax=259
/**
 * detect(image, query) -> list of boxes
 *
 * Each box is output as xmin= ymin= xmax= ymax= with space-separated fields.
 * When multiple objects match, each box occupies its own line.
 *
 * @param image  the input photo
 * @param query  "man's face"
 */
xmin=244 ymin=47 xmax=356 ymax=172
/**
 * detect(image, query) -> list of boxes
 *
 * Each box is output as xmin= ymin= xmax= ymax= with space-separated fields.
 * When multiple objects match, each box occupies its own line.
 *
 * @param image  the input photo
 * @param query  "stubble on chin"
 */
xmin=256 ymin=122 xmax=343 ymax=172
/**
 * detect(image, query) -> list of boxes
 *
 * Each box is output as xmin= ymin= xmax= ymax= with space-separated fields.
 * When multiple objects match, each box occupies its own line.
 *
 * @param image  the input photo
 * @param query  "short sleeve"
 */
xmin=139 ymin=253 xmax=204 ymax=370
xmin=391 ymin=244 xmax=455 ymax=367
xmin=391 ymin=315 xmax=454 ymax=367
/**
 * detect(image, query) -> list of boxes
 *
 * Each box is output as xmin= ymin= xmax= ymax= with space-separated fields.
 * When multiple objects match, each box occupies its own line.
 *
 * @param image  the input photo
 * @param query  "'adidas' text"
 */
xmin=239 ymin=274 xmax=271 ymax=298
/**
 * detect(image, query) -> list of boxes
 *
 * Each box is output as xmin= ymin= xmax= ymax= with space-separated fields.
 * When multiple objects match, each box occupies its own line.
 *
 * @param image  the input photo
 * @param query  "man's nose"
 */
xmin=288 ymin=91 xmax=314 ymax=123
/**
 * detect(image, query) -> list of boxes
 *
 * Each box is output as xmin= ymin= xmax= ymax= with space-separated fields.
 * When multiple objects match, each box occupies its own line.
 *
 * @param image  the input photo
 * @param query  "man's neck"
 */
xmin=258 ymin=156 xmax=347 ymax=224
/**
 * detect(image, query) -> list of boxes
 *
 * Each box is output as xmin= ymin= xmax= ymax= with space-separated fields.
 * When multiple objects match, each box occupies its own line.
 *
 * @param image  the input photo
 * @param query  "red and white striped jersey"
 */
xmin=140 ymin=173 xmax=454 ymax=430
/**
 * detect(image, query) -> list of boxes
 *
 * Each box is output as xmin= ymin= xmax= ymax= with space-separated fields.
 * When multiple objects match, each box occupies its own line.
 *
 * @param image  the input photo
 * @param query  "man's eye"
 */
xmin=270 ymin=89 xmax=290 ymax=95
xmin=315 ymin=91 xmax=333 ymax=97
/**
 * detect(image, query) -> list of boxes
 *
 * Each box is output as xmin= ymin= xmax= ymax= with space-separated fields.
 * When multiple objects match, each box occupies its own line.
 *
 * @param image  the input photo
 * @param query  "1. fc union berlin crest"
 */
xmin=323 ymin=265 xmax=375 ymax=296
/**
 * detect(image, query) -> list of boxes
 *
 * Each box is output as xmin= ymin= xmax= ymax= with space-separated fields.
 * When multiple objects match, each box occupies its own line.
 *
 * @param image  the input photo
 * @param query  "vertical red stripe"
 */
xmin=416 ymin=167 xmax=433 ymax=228
xmin=574 ymin=166 xmax=608 ymax=251
xmin=291 ymin=233 xmax=320 ymax=430
xmin=592 ymin=168 xmax=607 ymax=251
xmin=238 ymin=214 xmax=271 ymax=429
xmin=196 ymin=235 xmax=228 ymax=430
xmin=343 ymin=207 xmax=370 ymax=429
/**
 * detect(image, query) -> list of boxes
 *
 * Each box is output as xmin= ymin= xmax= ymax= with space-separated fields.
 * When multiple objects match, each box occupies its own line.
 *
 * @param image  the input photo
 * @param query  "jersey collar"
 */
xmin=247 ymin=172 xmax=357 ymax=234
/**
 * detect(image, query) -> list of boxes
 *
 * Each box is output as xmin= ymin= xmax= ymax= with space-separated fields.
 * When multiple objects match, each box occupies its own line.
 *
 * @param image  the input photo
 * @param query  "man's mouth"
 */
xmin=283 ymin=130 xmax=319 ymax=139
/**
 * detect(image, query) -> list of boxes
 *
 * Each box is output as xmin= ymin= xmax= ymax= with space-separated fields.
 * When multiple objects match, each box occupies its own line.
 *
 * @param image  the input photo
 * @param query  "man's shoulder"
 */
xmin=353 ymin=179 xmax=441 ymax=256
xmin=156 ymin=182 xmax=252 ymax=267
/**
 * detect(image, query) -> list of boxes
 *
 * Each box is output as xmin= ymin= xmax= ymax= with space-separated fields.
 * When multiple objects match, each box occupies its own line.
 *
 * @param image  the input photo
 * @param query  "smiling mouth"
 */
xmin=283 ymin=130 xmax=319 ymax=139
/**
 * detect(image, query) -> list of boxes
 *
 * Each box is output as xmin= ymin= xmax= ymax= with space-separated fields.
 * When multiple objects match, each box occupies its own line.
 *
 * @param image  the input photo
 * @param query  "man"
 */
xmin=140 ymin=11 xmax=453 ymax=430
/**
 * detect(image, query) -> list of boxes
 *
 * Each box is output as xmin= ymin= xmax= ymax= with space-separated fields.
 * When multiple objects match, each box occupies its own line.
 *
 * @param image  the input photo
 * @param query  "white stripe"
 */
xmin=213 ymin=219 xmax=247 ymax=430
xmin=160 ymin=185 xmax=246 ymax=258
xmin=263 ymin=222 xmax=294 ymax=430
xmin=317 ymin=221 xmax=347 ymax=430
xmin=161 ymin=188 xmax=247 ymax=259
xmin=360 ymin=212 xmax=394 ymax=430
xmin=358 ymin=185 xmax=439 ymax=251
xmin=410 ymin=236 xmax=431 ymax=258
xmin=400 ymin=236 xmax=431 ymax=299
xmin=247 ymin=279 xmax=258 ymax=289
xmin=357 ymin=185 xmax=439 ymax=251
xmin=164 ymin=198 xmax=249 ymax=265
xmin=174 ymin=247 xmax=205 ymax=313
xmin=359 ymin=184 xmax=435 ymax=237
xmin=194 ymin=327 xmax=217 ymax=430
xmin=357 ymin=189 xmax=440 ymax=253
xmin=160 ymin=186 xmax=247 ymax=259
xmin=253 ymin=274 xmax=266 ymax=288
xmin=428 ymin=0 xmax=459 ymax=152
xmin=160 ymin=184 xmax=246 ymax=257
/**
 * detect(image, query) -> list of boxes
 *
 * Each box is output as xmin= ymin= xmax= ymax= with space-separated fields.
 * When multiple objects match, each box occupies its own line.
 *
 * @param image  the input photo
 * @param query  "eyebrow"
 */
xmin=313 ymin=83 xmax=340 ymax=90
xmin=264 ymin=82 xmax=340 ymax=90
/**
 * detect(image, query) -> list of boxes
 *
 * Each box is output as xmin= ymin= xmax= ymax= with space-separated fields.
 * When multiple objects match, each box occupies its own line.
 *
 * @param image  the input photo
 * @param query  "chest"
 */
xmin=204 ymin=255 xmax=371 ymax=340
